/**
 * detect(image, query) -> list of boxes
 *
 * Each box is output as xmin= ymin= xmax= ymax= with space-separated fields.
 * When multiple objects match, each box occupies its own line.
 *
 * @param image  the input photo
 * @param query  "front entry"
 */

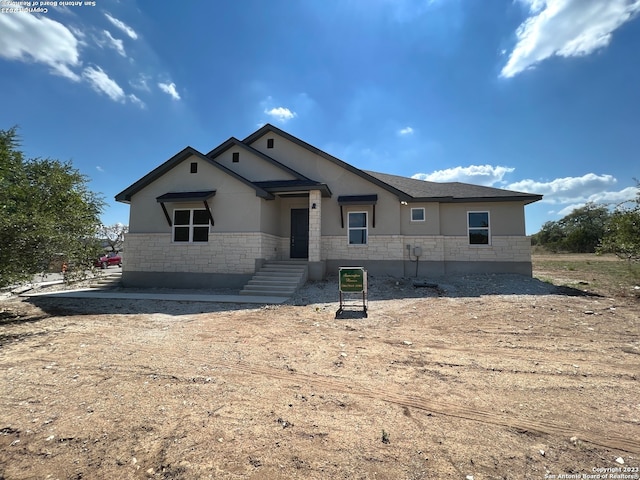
xmin=290 ymin=208 xmax=309 ymax=258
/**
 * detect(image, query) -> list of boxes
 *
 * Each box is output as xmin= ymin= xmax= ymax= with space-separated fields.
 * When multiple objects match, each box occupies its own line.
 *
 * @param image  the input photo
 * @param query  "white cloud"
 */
xmin=130 ymin=74 xmax=151 ymax=92
xmin=501 ymin=0 xmax=640 ymax=78
xmin=506 ymin=173 xmax=618 ymax=202
xmin=128 ymin=93 xmax=146 ymax=109
xmin=101 ymin=30 xmax=126 ymax=57
xmin=264 ymin=106 xmax=297 ymax=122
xmin=158 ymin=82 xmax=181 ymax=100
xmin=104 ymin=13 xmax=138 ymax=40
xmin=412 ymin=165 xmax=515 ymax=186
xmin=398 ymin=126 xmax=414 ymax=136
xmin=83 ymin=66 xmax=126 ymax=102
xmin=0 ymin=12 xmax=81 ymax=81
xmin=96 ymin=166 xmax=105 ymax=173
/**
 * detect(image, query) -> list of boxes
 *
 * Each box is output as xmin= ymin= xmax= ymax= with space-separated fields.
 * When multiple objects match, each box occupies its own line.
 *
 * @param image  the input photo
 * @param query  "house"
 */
xmin=115 ymin=124 xmax=542 ymax=289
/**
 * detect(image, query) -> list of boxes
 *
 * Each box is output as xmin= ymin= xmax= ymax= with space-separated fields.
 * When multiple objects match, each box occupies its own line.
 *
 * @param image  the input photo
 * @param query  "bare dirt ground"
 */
xmin=1 ymin=259 xmax=639 ymax=479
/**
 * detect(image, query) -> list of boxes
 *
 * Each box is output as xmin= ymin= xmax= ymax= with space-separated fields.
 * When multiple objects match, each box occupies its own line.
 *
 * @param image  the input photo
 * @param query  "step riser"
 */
xmin=240 ymin=261 xmax=308 ymax=297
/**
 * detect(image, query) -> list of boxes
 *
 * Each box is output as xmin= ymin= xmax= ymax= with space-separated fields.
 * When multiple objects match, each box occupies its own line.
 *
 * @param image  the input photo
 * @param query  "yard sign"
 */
xmin=336 ymin=267 xmax=368 ymax=318
xmin=339 ymin=267 xmax=367 ymax=293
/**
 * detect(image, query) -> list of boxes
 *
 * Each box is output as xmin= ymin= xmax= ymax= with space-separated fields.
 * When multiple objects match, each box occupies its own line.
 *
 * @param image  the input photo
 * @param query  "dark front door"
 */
xmin=290 ymin=208 xmax=309 ymax=259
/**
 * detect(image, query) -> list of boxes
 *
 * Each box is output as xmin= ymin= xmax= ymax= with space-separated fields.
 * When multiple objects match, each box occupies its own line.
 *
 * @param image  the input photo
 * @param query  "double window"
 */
xmin=173 ymin=209 xmax=210 ymax=242
xmin=468 ymin=211 xmax=490 ymax=245
xmin=348 ymin=211 xmax=367 ymax=245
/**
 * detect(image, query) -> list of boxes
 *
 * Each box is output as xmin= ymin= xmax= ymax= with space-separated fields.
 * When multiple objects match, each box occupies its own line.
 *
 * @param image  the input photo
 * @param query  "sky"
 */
xmin=1 ymin=0 xmax=639 ymax=235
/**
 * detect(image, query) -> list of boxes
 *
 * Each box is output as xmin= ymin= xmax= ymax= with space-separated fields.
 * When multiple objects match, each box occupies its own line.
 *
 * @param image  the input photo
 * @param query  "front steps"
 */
xmin=240 ymin=261 xmax=308 ymax=297
xmin=90 ymin=271 xmax=122 ymax=289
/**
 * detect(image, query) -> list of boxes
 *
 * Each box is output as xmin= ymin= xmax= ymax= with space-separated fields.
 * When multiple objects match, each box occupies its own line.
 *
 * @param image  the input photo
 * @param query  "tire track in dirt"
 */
xmin=400 ymin=342 xmax=640 ymax=375
xmin=215 ymin=360 xmax=640 ymax=454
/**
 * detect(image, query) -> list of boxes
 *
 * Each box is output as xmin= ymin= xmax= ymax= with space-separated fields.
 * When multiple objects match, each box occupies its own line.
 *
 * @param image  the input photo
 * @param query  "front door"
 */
xmin=290 ymin=208 xmax=309 ymax=259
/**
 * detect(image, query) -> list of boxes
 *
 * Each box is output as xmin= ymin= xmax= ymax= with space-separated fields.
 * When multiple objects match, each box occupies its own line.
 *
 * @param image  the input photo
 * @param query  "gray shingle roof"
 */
xmin=364 ymin=171 xmax=542 ymax=204
xmin=116 ymin=124 xmax=543 ymax=206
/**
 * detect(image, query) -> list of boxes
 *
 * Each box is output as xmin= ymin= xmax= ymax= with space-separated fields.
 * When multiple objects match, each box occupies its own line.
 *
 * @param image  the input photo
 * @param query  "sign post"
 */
xmin=336 ymin=267 xmax=368 ymax=318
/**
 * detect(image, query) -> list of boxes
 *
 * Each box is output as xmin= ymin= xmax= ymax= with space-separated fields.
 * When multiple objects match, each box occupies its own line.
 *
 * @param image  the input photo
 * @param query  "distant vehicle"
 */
xmin=95 ymin=252 xmax=122 ymax=269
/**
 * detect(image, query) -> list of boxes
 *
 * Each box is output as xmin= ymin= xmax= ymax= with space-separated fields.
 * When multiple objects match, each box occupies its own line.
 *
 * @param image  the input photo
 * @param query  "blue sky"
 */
xmin=1 ymin=0 xmax=639 ymax=234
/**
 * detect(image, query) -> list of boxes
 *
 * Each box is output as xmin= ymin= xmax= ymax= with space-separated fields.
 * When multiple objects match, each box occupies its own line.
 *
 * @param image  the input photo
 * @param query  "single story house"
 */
xmin=115 ymin=124 xmax=542 ymax=289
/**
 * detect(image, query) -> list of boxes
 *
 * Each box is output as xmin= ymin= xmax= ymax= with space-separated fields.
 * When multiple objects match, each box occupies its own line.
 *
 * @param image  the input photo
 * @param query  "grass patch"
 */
xmin=532 ymin=253 xmax=640 ymax=298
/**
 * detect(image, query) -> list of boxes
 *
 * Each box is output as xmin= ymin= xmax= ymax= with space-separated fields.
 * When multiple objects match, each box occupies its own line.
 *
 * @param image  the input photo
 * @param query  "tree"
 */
xmin=532 ymin=203 xmax=610 ymax=253
xmin=0 ymin=127 xmax=105 ymax=287
xmin=532 ymin=220 xmax=565 ymax=251
xmin=557 ymin=203 xmax=610 ymax=253
xmin=598 ymin=183 xmax=640 ymax=262
xmin=97 ymin=223 xmax=128 ymax=252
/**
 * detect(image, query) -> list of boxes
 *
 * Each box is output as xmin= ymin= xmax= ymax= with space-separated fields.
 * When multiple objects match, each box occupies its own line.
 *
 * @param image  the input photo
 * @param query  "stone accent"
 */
xmin=321 ymin=235 xmax=405 ymax=261
xmin=124 ymin=232 xmax=282 ymax=274
xmin=321 ymin=235 xmax=531 ymax=263
xmin=308 ymin=190 xmax=322 ymax=262
xmin=124 ymin=233 xmax=532 ymax=279
xmin=442 ymin=236 xmax=532 ymax=262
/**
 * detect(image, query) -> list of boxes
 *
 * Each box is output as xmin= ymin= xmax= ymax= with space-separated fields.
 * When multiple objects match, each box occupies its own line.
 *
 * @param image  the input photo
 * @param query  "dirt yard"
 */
xmin=1 ymin=259 xmax=639 ymax=479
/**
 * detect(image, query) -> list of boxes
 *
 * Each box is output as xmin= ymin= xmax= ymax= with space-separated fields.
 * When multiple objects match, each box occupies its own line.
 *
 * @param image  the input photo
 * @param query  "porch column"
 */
xmin=308 ymin=190 xmax=322 ymax=262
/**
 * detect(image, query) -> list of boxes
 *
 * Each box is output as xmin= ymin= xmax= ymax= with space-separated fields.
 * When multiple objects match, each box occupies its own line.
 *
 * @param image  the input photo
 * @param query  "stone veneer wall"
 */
xmin=321 ymin=235 xmax=531 ymax=263
xmin=124 ymin=233 xmax=531 ymax=279
xmin=442 ymin=236 xmax=532 ymax=262
xmin=124 ymin=232 xmax=282 ymax=274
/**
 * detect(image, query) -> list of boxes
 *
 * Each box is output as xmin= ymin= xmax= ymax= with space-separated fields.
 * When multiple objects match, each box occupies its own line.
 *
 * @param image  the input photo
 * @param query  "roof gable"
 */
xmin=115 ymin=146 xmax=273 ymax=203
xmin=206 ymin=137 xmax=310 ymax=181
xmin=243 ymin=124 xmax=413 ymax=201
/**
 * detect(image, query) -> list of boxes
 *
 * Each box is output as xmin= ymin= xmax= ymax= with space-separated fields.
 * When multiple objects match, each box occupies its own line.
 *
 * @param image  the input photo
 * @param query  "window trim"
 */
xmin=173 ymin=208 xmax=210 ymax=243
xmin=347 ymin=211 xmax=368 ymax=246
xmin=411 ymin=207 xmax=425 ymax=222
xmin=467 ymin=211 xmax=490 ymax=246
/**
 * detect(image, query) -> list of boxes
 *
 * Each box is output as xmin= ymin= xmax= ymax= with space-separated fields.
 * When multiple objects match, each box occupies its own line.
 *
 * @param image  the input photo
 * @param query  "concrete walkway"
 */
xmin=21 ymin=288 xmax=290 ymax=304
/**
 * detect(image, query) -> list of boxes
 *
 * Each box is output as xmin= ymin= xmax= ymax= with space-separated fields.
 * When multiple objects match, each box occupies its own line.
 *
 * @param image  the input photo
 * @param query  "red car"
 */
xmin=95 ymin=252 xmax=122 ymax=269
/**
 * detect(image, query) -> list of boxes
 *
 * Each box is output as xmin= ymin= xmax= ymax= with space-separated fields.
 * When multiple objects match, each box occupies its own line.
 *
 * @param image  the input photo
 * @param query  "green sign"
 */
xmin=339 ymin=267 xmax=367 ymax=293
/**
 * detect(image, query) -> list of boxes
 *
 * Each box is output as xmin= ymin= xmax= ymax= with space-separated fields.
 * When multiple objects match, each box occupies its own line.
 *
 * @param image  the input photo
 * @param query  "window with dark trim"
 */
xmin=190 ymin=162 xmax=197 ymax=173
xmin=348 ymin=211 xmax=368 ymax=245
xmin=267 ymin=138 xmax=274 ymax=148
xmin=468 ymin=211 xmax=490 ymax=245
xmin=411 ymin=207 xmax=425 ymax=222
xmin=173 ymin=209 xmax=210 ymax=242
xmin=232 ymin=152 xmax=239 ymax=163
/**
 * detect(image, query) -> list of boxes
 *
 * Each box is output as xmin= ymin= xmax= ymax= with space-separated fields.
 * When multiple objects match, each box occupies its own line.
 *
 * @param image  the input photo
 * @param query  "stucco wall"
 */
xmin=214 ymin=145 xmax=297 ymax=182
xmin=439 ymin=202 xmax=526 ymax=236
xmin=128 ymin=154 xmax=264 ymax=234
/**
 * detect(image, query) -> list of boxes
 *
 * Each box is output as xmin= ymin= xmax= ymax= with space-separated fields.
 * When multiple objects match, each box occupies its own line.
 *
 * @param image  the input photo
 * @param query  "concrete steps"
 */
xmin=90 ymin=272 xmax=122 ymax=289
xmin=240 ymin=261 xmax=308 ymax=297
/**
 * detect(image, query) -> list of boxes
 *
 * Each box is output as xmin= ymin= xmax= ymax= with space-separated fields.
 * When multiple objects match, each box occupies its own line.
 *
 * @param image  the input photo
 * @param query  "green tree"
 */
xmin=532 ymin=220 xmax=565 ymax=252
xmin=598 ymin=184 xmax=640 ymax=262
xmin=0 ymin=127 xmax=105 ymax=287
xmin=532 ymin=203 xmax=610 ymax=253
xmin=558 ymin=203 xmax=610 ymax=253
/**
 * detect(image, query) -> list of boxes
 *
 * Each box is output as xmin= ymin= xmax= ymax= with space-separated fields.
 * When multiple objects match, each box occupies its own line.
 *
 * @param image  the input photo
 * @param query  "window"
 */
xmin=190 ymin=162 xmax=197 ymax=173
xmin=348 ymin=211 xmax=367 ymax=245
xmin=173 ymin=209 xmax=210 ymax=242
xmin=411 ymin=208 xmax=425 ymax=222
xmin=468 ymin=211 xmax=490 ymax=245
xmin=267 ymin=138 xmax=274 ymax=148
xmin=232 ymin=152 xmax=239 ymax=163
